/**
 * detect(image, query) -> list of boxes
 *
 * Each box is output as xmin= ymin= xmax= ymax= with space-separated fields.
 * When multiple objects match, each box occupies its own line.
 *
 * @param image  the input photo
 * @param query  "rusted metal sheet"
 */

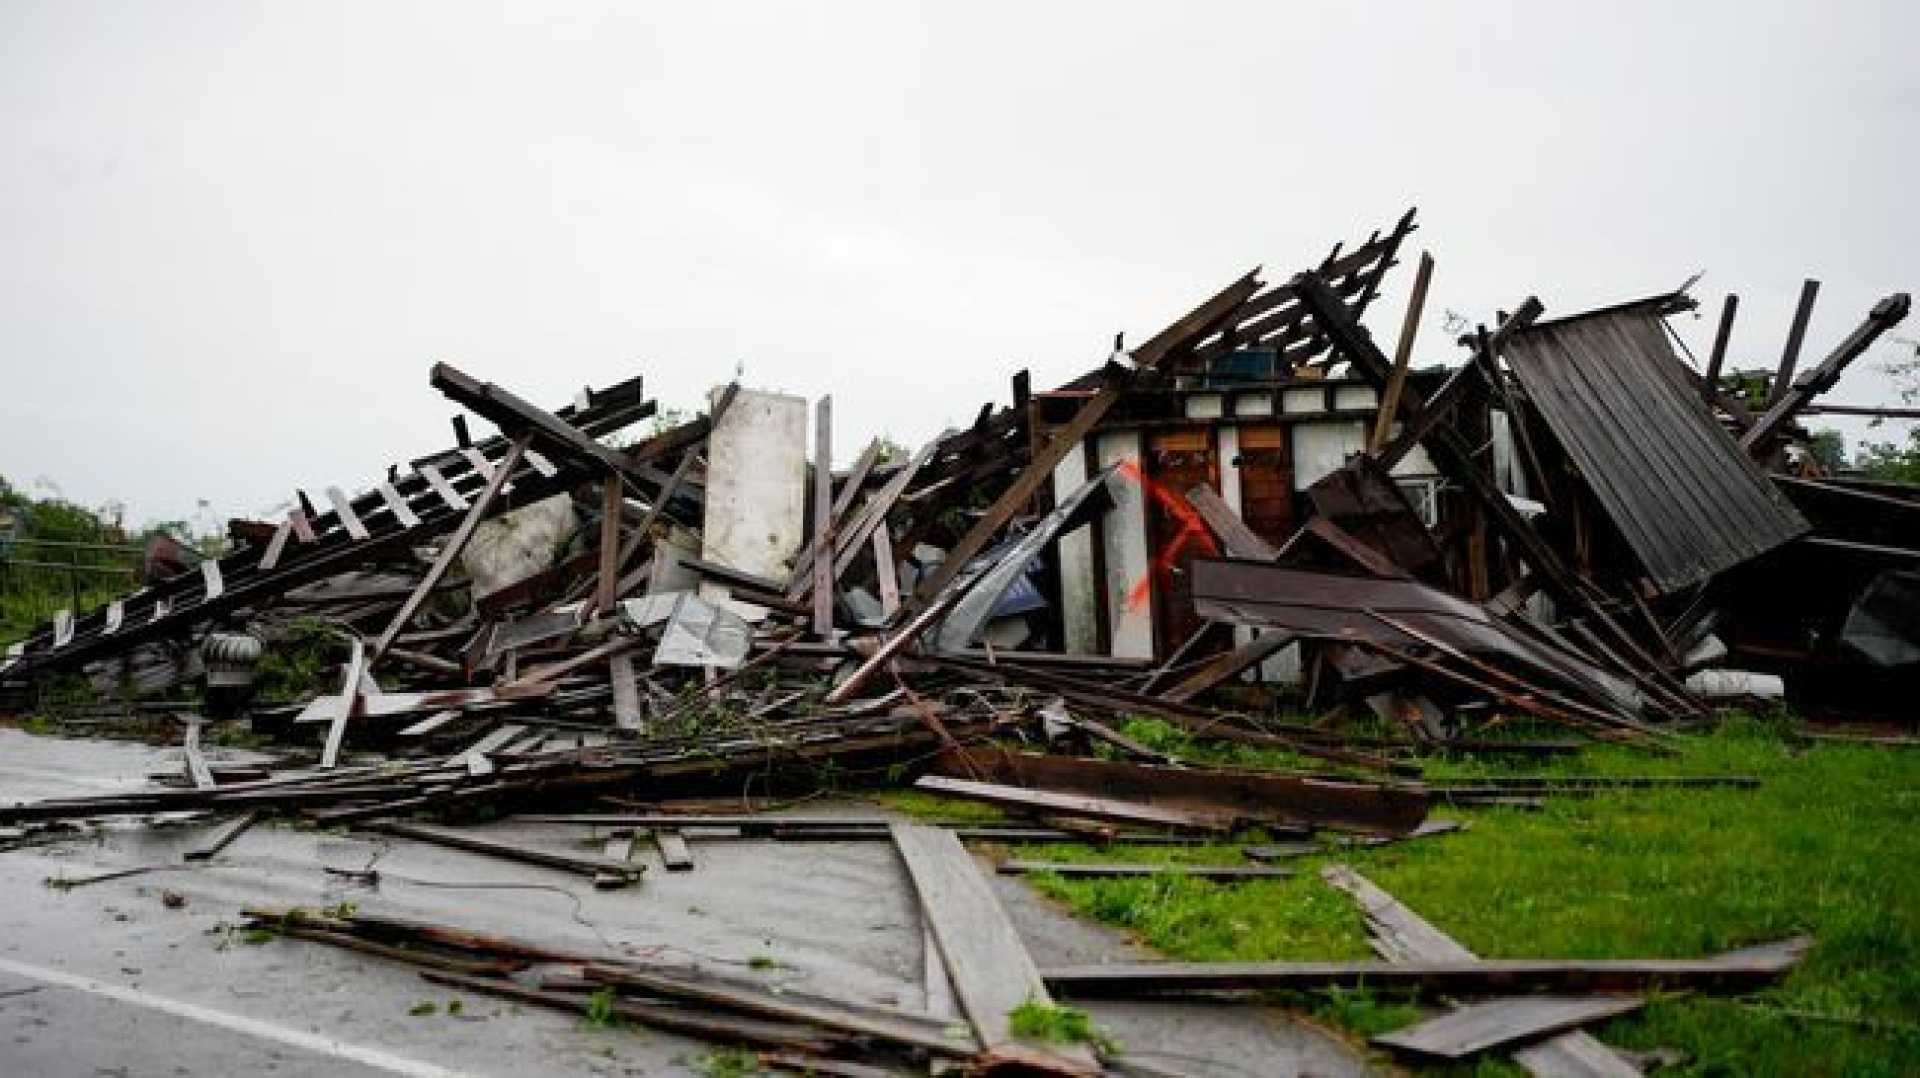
xmin=1189 ymin=558 xmax=1640 ymax=715
xmin=927 ymin=744 xmax=1429 ymax=835
xmin=1499 ymin=299 xmax=1809 ymax=592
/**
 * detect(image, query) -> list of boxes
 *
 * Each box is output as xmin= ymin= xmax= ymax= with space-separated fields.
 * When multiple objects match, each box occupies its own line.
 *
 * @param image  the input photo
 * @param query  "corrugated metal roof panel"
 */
xmin=1500 ymin=302 xmax=1808 ymax=592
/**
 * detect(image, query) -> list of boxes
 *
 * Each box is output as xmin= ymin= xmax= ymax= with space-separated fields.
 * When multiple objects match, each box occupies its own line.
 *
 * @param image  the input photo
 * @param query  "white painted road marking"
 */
xmin=0 ymin=955 xmax=466 ymax=1077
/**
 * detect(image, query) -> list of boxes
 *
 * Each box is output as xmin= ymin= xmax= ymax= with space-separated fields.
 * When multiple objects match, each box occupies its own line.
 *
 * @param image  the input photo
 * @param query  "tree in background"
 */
xmin=1807 ymin=429 xmax=1848 ymax=472
xmin=1855 ymin=336 xmax=1920 ymax=482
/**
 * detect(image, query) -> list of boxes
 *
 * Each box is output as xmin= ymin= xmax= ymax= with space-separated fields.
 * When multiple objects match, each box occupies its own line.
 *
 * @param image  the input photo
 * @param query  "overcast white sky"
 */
xmin=2 ymin=1 xmax=1915 ymax=528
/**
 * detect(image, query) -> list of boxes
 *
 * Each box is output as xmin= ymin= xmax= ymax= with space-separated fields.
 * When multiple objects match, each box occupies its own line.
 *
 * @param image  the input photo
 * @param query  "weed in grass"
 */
xmin=580 ymin=986 xmax=622 ymax=1030
xmin=693 ymin=1047 xmax=760 ymax=1077
xmin=1007 ymin=998 xmax=1118 ymax=1054
xmin=870 ymin=788 xmax=1006 ymax=823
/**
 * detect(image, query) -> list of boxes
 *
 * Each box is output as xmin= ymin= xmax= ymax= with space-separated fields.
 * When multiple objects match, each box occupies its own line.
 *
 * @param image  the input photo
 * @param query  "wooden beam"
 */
xmin=369 ymin=820 xmax=643 ymax=888
xmin=1375 ymin=996 xmax=1645 ymax=1062
xmin=431 ymin=361 xmax=642 ymax=475
xmin=1160 ymin=631 xmax=1294 ymax=703
xmin=319 ymin=638 xmax=366 ymax=769
xmin=1371 ymin=250 xmax=1435 ymax=452
xmin=1305 ymin=517 xmax=1411 ymax=579
xmin=996 ymin=861 xmax=1292 ymax=881
xmin=595 ymin=475 xmax=623 ymax=612
xmin=1769 ymin=279 xmax=1821 ymax=406
xmin=180 ymin=717 xmax=214 ymax=790
xmin=183 ymin=810 xmax=260 ymax=862
xmin=369 ymin=435 xmax=530 ymax=663
xmin=1041 ymin=941 xmax=1808 ymax=997
xmin=914 ymin=775 xmax=1233 ymax=832
xmin=1185 ymin=484 xmax=1279 ymax=559
xmin=1702 ymin=293 xmax=1738 ymax=406
xmin=872 ymin=526 xmax=900 ymax=618
xmin=811 ymin=396 xmax=835 ymax=636
xmin=654 ymin=828 xmax=695 ymax=871
xmin=818 ymin=586 xmax=964 ymax=705
xmin=891 ymin=823 xmax=1097 ymax=1073
xmin=1742 ymin=292 xmax=1911 ymax=452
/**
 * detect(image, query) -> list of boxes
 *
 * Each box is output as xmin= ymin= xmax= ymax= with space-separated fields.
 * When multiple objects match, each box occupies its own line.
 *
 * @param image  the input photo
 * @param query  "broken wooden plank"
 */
xmin=183 ymin=810 xmax=261 ymax=862
xmin=915 ymin=775 xmax=1233 ymax=832
xmin=595 ymin=474 xmax=624 ymax=612
xmin=1702 ymin=294 xmax=1738 ymax=406
xmin=256 ymin=518 xmax=294 ymax=572
xmin=422 ymin=968 xmax=841 ymax=1055
xmin=200 ymin=558 xmax=224 ymax=600
xmin=925 ymin=744 xmax=1429 ymax=835
xmin=811 ymin=395 xmax=835 ymax=636
xmin=1375 ymin=996 xmax=1647 ymax=1062
xmin=418 ymin=463 xmax=469 ymax=510
xmin=581 ymin=960 xmax=976 ymax=1059
xmin=996 ymin=861 xmax=1293 ymax=881
xmin=872 ymin=527 xmax=900 ymax=619
xmin=180 ymin=717 xmax=215 ymax=790
xmin=1324 ymin=863 xmax=1640 ymax=1077
xmin=1184 ymin=484 xmax=1279 ymax=560
xmin=369 ymin=435 xmax=531 ymax=662
xmin=608 ymin=651 xmax=643 ymax=732
xmin=445 ymin=723 xmax=526 ymax=766
xmin=819 ymin=586 xmax=965 ymax=705
xmin=377 ymin=481 xmax=421 ymax=528
xmin=1370 ymin=249 xmax=1434 ymax=452
xmin=1040 ymin=942 xmax=1809 ymax=997
xmin=654 ymin=828 xmax=694 ymax=871
xmin=1769 ymin=278 xmax=1822 ymax=407
xmin=1321 ymin=863 xmax=1474 ymax=963
xmin=319 ymin=639 xmax=367 ymax=770
xmin=891 ymin=823 xmax=1096 ymax=1072
xmin=368 ymin=820 xmax=643 ymax=888
xmin=326 ymin=486 xmax=370 ymax=541
xmin=1160 ymin=631 xmax=1294 ymax=703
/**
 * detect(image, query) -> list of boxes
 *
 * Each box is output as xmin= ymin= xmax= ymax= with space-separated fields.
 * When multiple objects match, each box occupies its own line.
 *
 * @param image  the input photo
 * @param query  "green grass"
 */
xmin=1018 ymin=717 xmax=1920 ymax=1076
xmin=870 ymin=787 xmax=1008 ymax=823
xmin=1008 ymin=998 xmax=1117 ymax=1054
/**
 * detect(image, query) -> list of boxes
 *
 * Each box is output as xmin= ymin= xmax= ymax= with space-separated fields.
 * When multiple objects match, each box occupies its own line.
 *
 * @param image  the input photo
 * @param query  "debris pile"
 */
xmin=0 ymin=207 xmax=1908 ymax=1071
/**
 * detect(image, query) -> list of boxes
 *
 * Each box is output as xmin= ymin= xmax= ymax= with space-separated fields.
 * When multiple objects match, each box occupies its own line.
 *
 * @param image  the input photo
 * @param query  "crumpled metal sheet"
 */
xmin=619 ymin=592 xmax=752 ymax=668
xmin=1190 ymin=557 xmax=1642 ymax=715
xmin=929 ymin=464 xmax=1120 ymax=652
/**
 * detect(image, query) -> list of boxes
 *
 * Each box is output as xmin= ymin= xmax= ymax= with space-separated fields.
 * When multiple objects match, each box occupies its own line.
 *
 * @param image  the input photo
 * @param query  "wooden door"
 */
xmin=1145 ymin=429 xmax=1219 ymax=657
xmin=1236 ymin=425 xmax=1295 ymax=547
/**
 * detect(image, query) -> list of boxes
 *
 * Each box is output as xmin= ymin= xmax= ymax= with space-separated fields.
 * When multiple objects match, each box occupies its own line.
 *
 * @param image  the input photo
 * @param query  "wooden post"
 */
xmin=872 ymin=526 xmax=900 ymax=619
xmin=595 ymin=474 xmax=623 ymax=613
xmin=811 ymin=396 xmax=834 ymax=636
xmin=1770 ymin=279 xmax=1820 ymax=405
xmin=1703 ymin=293 xmax=1738 ymax=405
xmin=1370 ymin=250 xmax=1434 ymax=453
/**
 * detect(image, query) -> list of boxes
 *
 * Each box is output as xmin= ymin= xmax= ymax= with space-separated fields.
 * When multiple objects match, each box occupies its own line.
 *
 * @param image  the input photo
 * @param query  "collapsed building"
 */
xmin=0 ymin=208 xmax=1911 ymax=1073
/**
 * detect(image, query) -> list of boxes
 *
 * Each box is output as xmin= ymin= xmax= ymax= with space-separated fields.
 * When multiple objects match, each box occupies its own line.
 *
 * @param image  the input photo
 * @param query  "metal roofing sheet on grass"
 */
xmin=1500 ymin=302 xmax=1808 ymax=592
